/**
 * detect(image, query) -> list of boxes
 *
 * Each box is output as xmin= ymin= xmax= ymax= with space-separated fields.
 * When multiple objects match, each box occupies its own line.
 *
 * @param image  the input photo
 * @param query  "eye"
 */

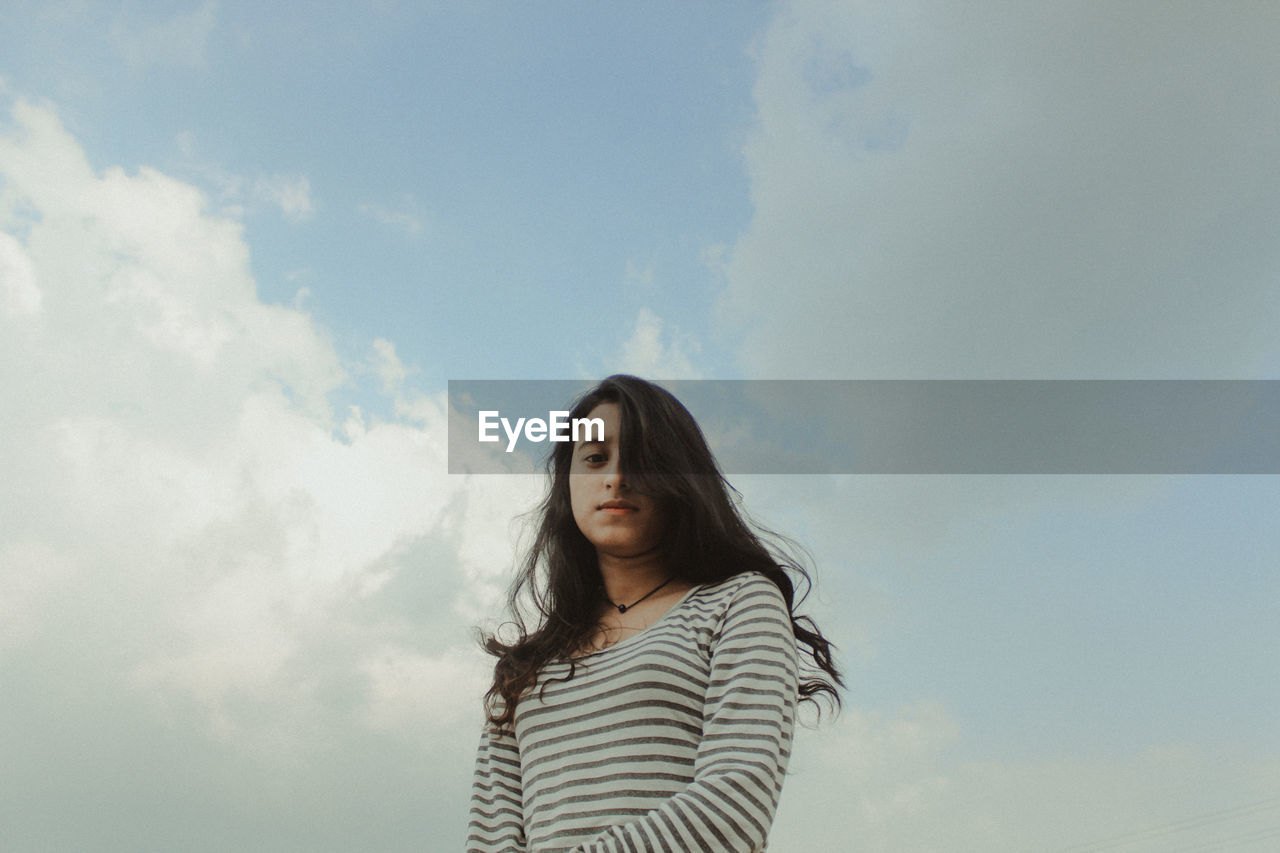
xmin=583 ymin=452 xmax=607 ymax=466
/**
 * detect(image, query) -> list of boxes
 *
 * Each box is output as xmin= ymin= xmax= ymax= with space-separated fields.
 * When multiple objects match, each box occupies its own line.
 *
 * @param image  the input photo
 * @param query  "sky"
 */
xmin=2 ymin=1 xmax=1279 ymax=851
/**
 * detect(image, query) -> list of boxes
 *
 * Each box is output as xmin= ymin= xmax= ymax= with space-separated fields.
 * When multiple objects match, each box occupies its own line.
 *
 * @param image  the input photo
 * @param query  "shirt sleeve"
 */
xmin=466 ymin=718 xmax=527 ymax=853
xmin=572 ymin=574 xmax=800 ymax=853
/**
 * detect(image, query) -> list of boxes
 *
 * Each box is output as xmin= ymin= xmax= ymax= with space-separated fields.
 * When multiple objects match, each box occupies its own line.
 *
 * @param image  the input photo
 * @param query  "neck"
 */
xmin=597 ymin=547 xmax=668 ymax=605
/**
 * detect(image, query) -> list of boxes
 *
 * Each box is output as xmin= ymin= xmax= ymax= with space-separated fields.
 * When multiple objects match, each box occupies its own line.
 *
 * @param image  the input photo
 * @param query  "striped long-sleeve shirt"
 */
xmin=467 ymin=571 xmax=799 ymax=853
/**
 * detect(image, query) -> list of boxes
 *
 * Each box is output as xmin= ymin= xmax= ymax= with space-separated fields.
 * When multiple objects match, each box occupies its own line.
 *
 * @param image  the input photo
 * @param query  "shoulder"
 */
xmin=692 ymin=571 xmax=789 ymax=621
xmin=696 ymin=572 xmax=798 ymax=669
xmin=695 ymin=569 xmax=784 ymax=600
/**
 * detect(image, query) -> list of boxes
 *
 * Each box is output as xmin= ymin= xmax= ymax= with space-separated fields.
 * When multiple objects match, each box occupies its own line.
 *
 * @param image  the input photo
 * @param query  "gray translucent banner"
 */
xmin=447 ymin=380 xmax=1280 ymax=474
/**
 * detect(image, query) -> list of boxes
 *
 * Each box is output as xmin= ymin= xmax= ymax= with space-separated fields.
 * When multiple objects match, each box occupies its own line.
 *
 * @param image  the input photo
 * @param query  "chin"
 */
xmin=609 ymin=542 xmax=663 ymax=560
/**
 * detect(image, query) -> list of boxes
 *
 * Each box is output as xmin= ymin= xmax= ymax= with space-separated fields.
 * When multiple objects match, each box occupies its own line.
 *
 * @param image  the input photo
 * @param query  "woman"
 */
xmin=467 ymin=375 xmax=842 ymax=852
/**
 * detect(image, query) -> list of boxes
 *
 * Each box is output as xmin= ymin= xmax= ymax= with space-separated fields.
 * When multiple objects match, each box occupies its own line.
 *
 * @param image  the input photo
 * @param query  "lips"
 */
xmin=598 ymin=499 xmax=639 ymax=511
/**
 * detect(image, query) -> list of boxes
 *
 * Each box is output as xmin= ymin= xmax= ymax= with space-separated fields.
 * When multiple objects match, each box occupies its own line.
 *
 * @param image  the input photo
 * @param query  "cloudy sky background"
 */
xmin=2 ymin=2 xmax=1279 ymax=850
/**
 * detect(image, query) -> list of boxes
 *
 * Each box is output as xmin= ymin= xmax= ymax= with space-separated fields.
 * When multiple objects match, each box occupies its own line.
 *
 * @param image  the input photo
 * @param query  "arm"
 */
xmin=466 ymin=720 xmax=526 ymax=853
xmin=574 ymin=575 xmax=800 ymax=852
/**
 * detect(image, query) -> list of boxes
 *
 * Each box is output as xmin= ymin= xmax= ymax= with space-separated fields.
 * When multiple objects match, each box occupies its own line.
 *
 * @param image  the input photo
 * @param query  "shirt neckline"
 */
xmin=570 ymin=582 xmax=702 ymax=660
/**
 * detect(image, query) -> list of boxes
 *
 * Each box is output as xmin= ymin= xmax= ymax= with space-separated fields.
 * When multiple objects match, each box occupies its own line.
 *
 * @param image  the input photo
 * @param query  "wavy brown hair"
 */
xmin=480 ymin=375 xmax=843 ymax=731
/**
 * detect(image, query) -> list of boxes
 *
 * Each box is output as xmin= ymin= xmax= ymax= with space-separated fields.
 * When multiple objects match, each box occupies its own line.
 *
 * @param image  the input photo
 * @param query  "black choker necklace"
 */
xmin=607 ymin=576 xmax=673 ymax=614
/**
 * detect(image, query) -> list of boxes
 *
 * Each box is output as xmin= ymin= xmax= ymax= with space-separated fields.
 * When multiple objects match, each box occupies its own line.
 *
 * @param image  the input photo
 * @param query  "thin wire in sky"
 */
xmin=1049 ymin=794 xmax=1280 ymax=853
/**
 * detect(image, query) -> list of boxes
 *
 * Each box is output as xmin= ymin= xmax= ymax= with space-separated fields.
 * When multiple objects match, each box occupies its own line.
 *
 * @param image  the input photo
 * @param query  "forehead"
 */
xmin=573 ymin=401 xmax=621 ymax=448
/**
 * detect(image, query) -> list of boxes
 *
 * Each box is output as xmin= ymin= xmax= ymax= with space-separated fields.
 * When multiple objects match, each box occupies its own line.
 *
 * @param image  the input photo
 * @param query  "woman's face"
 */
xmin=568 ymin=402 xmax=666 ymax=560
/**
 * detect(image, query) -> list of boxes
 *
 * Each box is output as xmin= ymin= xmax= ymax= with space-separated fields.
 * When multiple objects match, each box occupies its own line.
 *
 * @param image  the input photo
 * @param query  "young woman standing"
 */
xmin=467 ymin=376 xmax=842 ymax=852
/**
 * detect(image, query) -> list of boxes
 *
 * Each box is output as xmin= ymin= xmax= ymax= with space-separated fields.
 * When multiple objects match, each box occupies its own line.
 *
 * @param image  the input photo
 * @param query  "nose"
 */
xmin=602 ymin=459 xmax=628 ymax=490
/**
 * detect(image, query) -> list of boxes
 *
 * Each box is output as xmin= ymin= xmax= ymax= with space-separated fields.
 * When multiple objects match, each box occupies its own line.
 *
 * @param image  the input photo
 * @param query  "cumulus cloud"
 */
xmin=715 ymin=15 xmax=1280 ymax=850
xmin=0 ymin=230 xmax=41 ymax=316
xmin=369 ymin=336 xmax=409 ymax=394
xmin=616 ymin=306 xmax=703 ymax=379
xmin=0 ymin=96 xmax=532 ymax=846
xmin=723 ymin=1 xmax=1280 ymax=378
xmin=361 ymin=643 xmax=492 ymax=738
xmin=172 ymin=130 xmax=317 ymax=223
xmin=253 ymin=172 xmax=314 ymax=221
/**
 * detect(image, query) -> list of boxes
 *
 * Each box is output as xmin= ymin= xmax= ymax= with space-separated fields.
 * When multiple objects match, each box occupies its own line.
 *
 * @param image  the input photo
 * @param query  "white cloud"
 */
xmin=111 ymin=1 xmax=218 ymax=71
xmin=173 ymin=131 xmax=317 ymax=223
xmin=361 ymin=644 xmax=492 ymax=737
xmin=359 ymin=197 xmax=426 ymax=236
xmin=724 ymin=1 xmax=1280 ymax=378
xmin=0 ymin=540 xmax=76 ymax=651
xmin=253 ymin=173 xmax=314 ymax=221
xmin=446 ymin=473 xmax=544 ymax=623
xmin=623 ymin=258 xmax=655 ymax=289
xmin=616 ymin=306 xmax=703 ymax=379
xmin=0 ymin=231 xmax=41 ymax=316
xmin=715 ymin=13 xmax=1280 ymax=847
xmin=0 ymin=96 xmax=514 ymax=764
xmin=370 ymin=337 xmax=409 ymax=394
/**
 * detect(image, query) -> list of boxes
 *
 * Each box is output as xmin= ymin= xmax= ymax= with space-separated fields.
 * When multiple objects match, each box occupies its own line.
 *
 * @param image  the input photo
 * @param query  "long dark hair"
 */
xmin=481 ymin=375 xmax=843 ymax=731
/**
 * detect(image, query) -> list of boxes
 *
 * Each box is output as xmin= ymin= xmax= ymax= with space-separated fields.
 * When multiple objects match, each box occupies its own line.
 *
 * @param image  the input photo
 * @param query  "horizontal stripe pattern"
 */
xmin=467 ymin=572 xmax=799 ymax=853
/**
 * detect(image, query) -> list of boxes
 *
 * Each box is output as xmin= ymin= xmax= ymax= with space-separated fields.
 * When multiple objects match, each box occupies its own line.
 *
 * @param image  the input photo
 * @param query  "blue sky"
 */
xmin=2 ymin=2 xmax=1279 ymax=851
xmin=4 ymin=0 xmax=768 ymax=384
